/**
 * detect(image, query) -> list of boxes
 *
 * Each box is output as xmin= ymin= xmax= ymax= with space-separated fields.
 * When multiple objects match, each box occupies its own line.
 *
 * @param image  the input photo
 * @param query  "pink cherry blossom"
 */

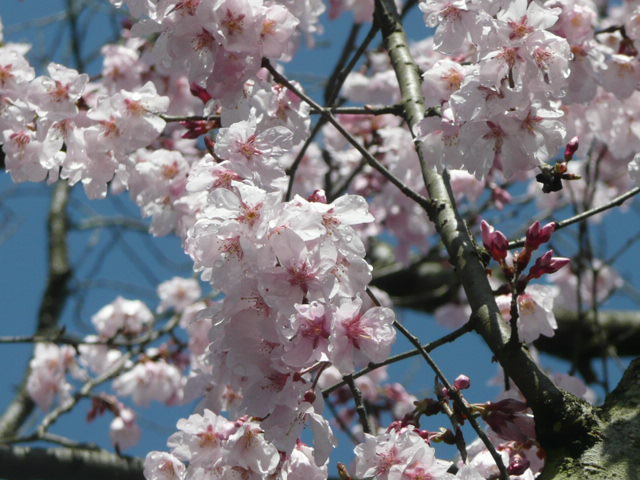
xmin=92 ymin=296 xmax=154 ymax=339
xmin=496 ymin=284 xmax=559 ymax=343
xmin=110 ymin=406 xmax=142 ymax=451
xmin=27 ymin=343 xmax=76 ymax=411
xmin=144 ymin=452 xmax=187 ymax=480
xmin=330 ymin=297 xmax=396 ymax=374
xmin=157 ymin=277 xmax=202 ymax=313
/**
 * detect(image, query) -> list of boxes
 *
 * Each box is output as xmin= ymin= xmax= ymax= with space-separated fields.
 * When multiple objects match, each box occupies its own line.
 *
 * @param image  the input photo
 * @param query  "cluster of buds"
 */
xmin=179 ymin=117 xmax=221 ymax=139
xmin=415 ymin=374 xmax=471 ymax=415
xmin=481 ymin=220 xmax=570 ymax=289
xmin=469 ymin=398 xmax=538 ymax=475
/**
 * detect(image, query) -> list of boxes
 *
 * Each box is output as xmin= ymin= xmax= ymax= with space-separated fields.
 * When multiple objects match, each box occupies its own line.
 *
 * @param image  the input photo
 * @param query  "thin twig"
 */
xmin=36 ymin=314 xmax=181 ymax=435
xmin=325 ymin=398 xmax=360 ymax=444
xmin=159 ymin=114 xmax=221 ymax=123
xmin=285 ymin=120 xmax=324 ymax=201
xmin=325 ymin=22 xmax=380 ymax=105
xmin=508 ymin=186 xmax=640 ymax=249
xmin=73 ymin=216 xmax=149 ymax=232
xmin=323 ymin=321 xmax=473 ymax=397
xmin=343 ymin=375 xmax=372 ymax=434
xmin=262 ymin=59 xmax=431 ymax=210
xmin=324 ymin=23 xmax=363 ymax=104
xmin=0 ymin=182 xmax=72 ymax=438
xmin=366 ymin=287 xmax=509 ymax=479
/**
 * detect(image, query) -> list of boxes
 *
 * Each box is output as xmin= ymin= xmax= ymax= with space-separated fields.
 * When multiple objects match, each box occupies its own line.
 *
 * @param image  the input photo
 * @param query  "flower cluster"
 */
xmin=144 ymin=409 xmax=327 ymax=480
xmin=111 ymin=0 xmax=322 ymax=103
xmin=481 ymin=220 xmax=569 ymax=344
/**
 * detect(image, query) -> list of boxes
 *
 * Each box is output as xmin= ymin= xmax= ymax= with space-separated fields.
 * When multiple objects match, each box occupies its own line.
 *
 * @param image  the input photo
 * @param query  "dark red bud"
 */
xmin=481 ymin=220 xmax=509 ymax=262
xmin=508 ymin=454 xmax=530 ymax=475
xmin=303 ymin=390 xmax=316 ymax=404
xmin=525 ymin=221 xmax=557 ymax=250
xmin=190 ymin=83 xmax=212 ymax=104
xmin=528 ymin=250 xmax=570 ymax=279
xmin=308 ymin=189 xmax=327 ymax=203
xmin=564 ymin=136 xmax=579 ymax=161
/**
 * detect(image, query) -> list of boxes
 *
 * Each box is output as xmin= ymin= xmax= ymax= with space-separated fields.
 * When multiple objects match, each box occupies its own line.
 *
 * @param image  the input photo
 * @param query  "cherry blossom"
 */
xmin=26 ymin=343 xmax=76 ymax=411
xmin=496 ymin=284 xmax=559 ymax=344
xmin=110 ymin=406 xmax=142 ymax=451
xmin=354 ymin=427 xmax=454 ymax=480
xmin=144 ymin=452 xmax=187 ymax=480
xmin=91 ymin=297 xmax=155 ymax=339
xmin=330 ymin=296 xmax=396 ymax=374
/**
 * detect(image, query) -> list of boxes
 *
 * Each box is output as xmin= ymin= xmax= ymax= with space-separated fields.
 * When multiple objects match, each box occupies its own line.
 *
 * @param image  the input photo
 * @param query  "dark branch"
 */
xmin=0 ymin=182 xmax=72 ymax=438
xmin=0 ymin=445 xmax=143 ymax=480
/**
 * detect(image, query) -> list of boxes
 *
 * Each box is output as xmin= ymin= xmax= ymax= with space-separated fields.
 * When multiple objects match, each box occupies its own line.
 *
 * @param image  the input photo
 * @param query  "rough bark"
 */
xmin=540 ymin=357 xmax=640 ymax=480
xmin=0 ymin=446 xmax=144 ymax=480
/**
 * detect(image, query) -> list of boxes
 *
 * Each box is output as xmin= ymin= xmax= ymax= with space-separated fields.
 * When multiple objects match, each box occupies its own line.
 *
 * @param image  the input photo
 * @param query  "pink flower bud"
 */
xmin=491 ymin=186 xmax=512 ymax=210
xmin=564 ymin=136 xmax=579 ymax=160
xmin=180 ymin=119 xmax=220 ymax=139
xmin=190 ymin=83 xmax=212 ymax=104
xmin=454 ymin=374 xmax=471 ymax=390
xmin=508 ymin=454 xmax=530 ymax=475
xmin=308 ymin=189 xmax=327 ymax=203
xmin=528 ymin=250 xmax=570 ymax=279
xmin=525 ymin=221 xmax=557 ymax=250
xmin=481 ymin=220 xmax=509 ymax=262
xmin=487 ymin=398 xmax=529 ymax=413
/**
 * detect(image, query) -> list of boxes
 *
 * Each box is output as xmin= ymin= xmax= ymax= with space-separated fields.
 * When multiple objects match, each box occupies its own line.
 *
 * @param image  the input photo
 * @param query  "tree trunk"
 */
xmin=540 ymin=357 xmax=640 ymax=480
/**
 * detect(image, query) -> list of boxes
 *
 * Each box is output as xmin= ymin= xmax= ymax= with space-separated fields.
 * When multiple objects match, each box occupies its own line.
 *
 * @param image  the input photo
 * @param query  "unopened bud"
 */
xmin=308 ymin=189 xmax=327 ymax=203
xmin=303 ymin=390 xmax=316 ymax=404
xmin=491 ymin=186 xmax=512 ymax=210
xmin=190 ymin=83 xmax=212 ymax=104
xmin=487 ymin=398 xmax=529 ymax=414
xmin=481 ymin=220 xmax=509 ymax=262
xmin=508 ymin=454 xmax=530 ymax=475
xmin=564 ymin=136 xmax=579 ymax=161
xmin=180 ymin=119 xmax=220 ymax=139
xmin=454 ymin=374 xmax=471 ymax=390
xmin=528 ymin=250 xmax=570 ymax=279
xmin=525 ymin=221 xmax=557 ymax=250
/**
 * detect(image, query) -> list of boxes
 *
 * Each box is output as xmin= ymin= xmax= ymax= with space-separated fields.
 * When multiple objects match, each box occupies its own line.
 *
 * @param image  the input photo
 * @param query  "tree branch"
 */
xmin=373 ymin=0 xmax=600 ymax=452
xmin=372 ymin=257 xmax=640 ymax=366
xmin=509 ymin=186 xmax=640 ymax=249
xmin=0 ymin=182 xmax=72 ymax=438
xmin=0 ymin=445 xmax=143 ymax=480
